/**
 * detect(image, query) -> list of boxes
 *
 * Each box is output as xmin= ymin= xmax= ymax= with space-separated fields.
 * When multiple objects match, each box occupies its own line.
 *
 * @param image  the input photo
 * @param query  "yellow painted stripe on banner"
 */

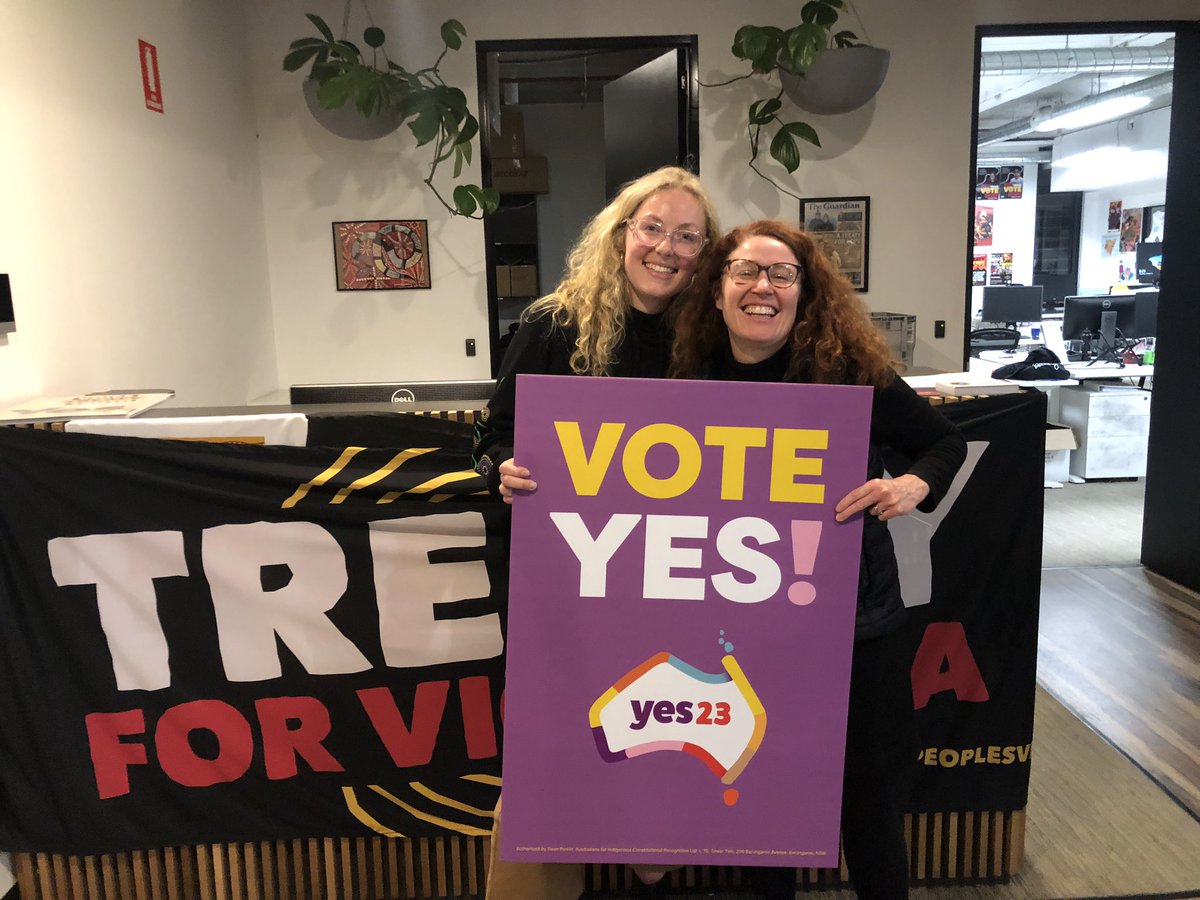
xmin=408 ymin=783 xmax=497 ymax=818
xmin=460 ymin=774 xmax=502 ymax=786
xmin=331 ymin=447 xmax=437 ymax=504
xmin=341 ymin=786 xmax=406 ymax=838
xmin=281 ymin=446 xmax=367 ymax=509
xmin=368 ymin=786 xmax=491 ymax=836
xmin=377 ymin=470 xmax=480 ymax=504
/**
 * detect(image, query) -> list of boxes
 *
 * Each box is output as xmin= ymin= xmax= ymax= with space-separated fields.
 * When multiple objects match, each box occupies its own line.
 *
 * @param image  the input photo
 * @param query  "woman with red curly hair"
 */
xmin=671 ymin=220 xmax=965 ymax=900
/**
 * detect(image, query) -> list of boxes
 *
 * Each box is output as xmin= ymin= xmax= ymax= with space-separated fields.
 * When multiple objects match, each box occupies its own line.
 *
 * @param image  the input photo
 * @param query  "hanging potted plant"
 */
xmin=710 ymin=0 xmax=890 ymax=199
xmin=283 ymin=13 xmax=499 ymax=218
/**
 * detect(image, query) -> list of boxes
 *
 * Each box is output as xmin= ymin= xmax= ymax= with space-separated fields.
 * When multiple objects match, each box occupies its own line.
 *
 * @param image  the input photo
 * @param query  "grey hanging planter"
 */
xmin=302 ymin=78 xmax=402 ymax=141
xmin=779 ymin=46 xmax=891 ymax=116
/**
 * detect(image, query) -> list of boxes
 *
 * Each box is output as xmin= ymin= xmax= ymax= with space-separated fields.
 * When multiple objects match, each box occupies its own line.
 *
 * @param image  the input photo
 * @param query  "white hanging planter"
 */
xmin=779 ymin=46 xmax=891 ymax=116
xmin=302 ymin=78 xmax=402 ymax=141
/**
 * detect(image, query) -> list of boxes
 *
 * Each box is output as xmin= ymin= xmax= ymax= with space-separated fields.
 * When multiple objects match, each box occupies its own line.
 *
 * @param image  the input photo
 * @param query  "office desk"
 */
xmin=975 ymin=350 xmax=1153 ymax=383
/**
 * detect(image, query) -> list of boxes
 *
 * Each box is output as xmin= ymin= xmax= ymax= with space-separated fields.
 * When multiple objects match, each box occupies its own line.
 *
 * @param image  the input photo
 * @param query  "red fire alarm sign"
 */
xmin=139 ymin=39 xmax=163 ymax=113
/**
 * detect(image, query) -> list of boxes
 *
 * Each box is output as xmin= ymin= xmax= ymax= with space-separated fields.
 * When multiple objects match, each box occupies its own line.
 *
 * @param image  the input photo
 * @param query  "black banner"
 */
xmin=900 ymin=391 xmax=1045 ymax=812
xmin=0 ymin=393 xmax=1043 ymax=855
xmin=0 ymin=425 xmax=508 ymax=854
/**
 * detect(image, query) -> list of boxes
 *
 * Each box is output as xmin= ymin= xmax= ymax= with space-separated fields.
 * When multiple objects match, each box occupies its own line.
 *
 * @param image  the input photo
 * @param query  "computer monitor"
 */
xmin=981 ymin=285 xmax=1043 ymax=326
xmin=1134 ymin=291 xmax=1158 ymax=339
xmin=0 ymin=274 xmax=14 ymax=336
xmin=1062 ymin=294 xmax=1138 ymax=353
xmin=1135 ymin=241 xmax=1163 ymax=285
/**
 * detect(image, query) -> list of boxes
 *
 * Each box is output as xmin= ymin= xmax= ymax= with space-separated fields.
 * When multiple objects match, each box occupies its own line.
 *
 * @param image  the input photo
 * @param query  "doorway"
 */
xmin=965 ymin=22 xmax=1197 ymax=573
xmin=474 ymin=36 xmax=700 ymax=375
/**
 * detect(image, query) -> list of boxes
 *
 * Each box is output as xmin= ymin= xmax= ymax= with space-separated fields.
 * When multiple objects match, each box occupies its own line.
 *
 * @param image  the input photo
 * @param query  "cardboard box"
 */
xmin=492 ymin=109 xmax=525 ymax=159
xmin=1044 ymin=423 xmax=1078 ymax=484
xmin=492 ymin=156 xmax=549 ymax=194
xmin=509 ymin=265 xmax=539 ymax=297
xmin=494 ymin=265 xmax=511 ymax=296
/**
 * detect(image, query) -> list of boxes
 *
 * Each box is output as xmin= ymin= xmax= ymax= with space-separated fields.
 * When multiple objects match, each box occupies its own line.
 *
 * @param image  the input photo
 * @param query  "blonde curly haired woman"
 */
xmin=474 ymin=166 xmax=720 ymax=900
xmin=474 ymin=165 xmax=720 ymax=503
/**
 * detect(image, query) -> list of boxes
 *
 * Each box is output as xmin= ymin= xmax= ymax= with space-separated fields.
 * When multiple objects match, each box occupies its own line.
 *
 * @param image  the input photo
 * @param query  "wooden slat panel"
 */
xmin=9 ymin=814 xmax=1025 ymax=900
xmin=946 ymin=811 xmax=959 ymax=879
xmin=50 ymin=855 xmax=70 ymax=900
xmin=16 ymin=853 xmax=36 ymax=900
xmin=33 ymin=853 xmax=52 ymax=900
xmin=977 ymin=810 xmax=990 ymax=879
xmin=337 ymin=836 xmax=352 ymax=900
xmin=69 ymin=856 xmax=87 ymax=900
xmin=1007 ymin=809 xmax=1026 ymax=873
xmin=962 ymin=812 xmax=975 ymax=879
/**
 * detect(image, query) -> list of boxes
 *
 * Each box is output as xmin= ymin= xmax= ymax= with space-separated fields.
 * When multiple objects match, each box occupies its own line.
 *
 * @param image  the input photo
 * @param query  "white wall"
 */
xmin=250 ymin=0 xmax=1195 ymax=379
xmin=3 ymin=0 xmax=1195 ymax=407
xmin=1058 ymin=108 xmax=1171 ymax=294
xmin=0 ymin=0 xmax=276 ymax=408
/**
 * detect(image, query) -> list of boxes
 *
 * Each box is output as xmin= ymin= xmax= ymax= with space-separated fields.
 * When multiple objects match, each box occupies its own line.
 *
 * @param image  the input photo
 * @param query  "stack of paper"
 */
xmin=934 ymin=375 xmax=1022 ymax=396
xmin=0 ymin=390 xmax=175 ymax=424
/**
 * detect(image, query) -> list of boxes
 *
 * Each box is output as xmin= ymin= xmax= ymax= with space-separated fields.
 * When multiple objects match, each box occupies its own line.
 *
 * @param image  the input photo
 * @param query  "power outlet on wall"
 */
xmin=934 ymin=320 xmax=946 ymax=339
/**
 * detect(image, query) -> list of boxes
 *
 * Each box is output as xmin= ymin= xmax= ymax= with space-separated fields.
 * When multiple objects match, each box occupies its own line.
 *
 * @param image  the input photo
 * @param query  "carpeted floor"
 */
xmin=1041 ymin=479 xmax=1145 ymax=568
xmin=588 ymin=688 xmax=1200 ymax=899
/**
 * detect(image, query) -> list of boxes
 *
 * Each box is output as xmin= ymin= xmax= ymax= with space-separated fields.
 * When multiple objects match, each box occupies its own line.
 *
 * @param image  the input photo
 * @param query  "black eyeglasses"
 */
xmin=624 ymin=217 xmax=707 ymax=258
xmin=724 ymin=259 xmax=801 ymax=288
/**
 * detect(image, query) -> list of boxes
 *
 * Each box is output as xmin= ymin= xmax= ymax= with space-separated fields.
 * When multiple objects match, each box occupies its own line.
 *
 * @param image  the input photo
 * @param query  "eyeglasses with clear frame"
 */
xmin=624 ymin=217 xmax=707 ymax=258
xmin=724 ymin=258 xmax=801 ymax=288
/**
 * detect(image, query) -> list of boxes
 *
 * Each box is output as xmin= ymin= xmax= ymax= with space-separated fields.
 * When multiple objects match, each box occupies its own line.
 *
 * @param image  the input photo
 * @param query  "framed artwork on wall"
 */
xmin=800 ymin=196 xmax=870 ymax=292
xmin=332 ymin=220 xmax=431 ymax=291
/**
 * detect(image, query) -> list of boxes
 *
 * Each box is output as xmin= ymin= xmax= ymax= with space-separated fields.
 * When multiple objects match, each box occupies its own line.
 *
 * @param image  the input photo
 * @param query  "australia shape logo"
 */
xmin=588 ymin=641 xmax=765 ymax=806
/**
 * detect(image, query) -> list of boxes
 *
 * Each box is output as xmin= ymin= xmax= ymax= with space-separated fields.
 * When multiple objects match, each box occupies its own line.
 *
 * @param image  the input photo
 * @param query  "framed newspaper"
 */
xmin=800 ymin=196 xmax=870 ymax=292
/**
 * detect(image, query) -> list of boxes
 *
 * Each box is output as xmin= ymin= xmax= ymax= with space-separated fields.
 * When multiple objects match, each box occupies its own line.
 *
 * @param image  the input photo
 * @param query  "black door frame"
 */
xmin=475 ymin=35 xmax=701 ymax=375
xmin=963 ymin=20 xmax=1193 ymax=366
xmin=964 ymin=20 xmax=1200 ymax=588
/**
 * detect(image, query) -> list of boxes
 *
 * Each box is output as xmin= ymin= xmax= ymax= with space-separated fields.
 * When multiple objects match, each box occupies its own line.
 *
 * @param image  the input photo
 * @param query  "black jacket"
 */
xmin=472 ymin=307 xmax=672 ymax=494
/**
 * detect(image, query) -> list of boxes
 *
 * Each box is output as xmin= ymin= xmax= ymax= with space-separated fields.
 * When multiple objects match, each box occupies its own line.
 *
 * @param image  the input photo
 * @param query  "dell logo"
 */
xmin=1101 ymin=298 xmax=1112 ymax=310
xmin=390 ymin=389 xmax=416 ymax=403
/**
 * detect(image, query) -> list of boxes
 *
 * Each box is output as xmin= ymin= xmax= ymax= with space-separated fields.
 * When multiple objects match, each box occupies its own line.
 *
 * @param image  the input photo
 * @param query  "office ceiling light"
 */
xmin=1036 ymin=95 xmax=1152 ymax=132
xmin=1052 ymin=146 xmax=1167 ymax=190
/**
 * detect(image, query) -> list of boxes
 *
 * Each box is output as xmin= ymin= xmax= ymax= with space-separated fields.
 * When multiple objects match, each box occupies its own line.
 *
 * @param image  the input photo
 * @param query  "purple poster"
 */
xmin=501 ymin=375 xmax=872 ymax=867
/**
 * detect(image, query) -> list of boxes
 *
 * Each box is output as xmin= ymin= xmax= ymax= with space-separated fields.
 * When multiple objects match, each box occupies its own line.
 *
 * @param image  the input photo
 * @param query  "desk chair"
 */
xmin=969 ymin=327 xmax=1021 ymax=355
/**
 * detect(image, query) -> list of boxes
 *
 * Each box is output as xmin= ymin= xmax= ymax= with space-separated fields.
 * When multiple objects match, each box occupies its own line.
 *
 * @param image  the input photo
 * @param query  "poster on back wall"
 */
xmin=1120 ymin=208 xmax=1143 ymax=253
xmin=999 ymin=166 xmax=1024 ymax=199
xmin=989 ymin=252 xmax=1013 ymax=285
xmin=972 ymin=254 xmax=987 ymax=286
xmin=975 ymin=168 xmax=1000 ymax=201
xmin=1108 ymin=200 xmax=1123 ymax=230
xmin=501 ymin=374 xmax=873 ymax=868
xmin=973 ymin=207 xmax=994 ymax=247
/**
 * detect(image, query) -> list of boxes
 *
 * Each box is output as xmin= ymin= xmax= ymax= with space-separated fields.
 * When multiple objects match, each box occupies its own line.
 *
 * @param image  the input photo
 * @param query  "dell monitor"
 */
xmin=1135 ymin=241 xmax=1163 ymax=286
xmin=289 ymin=379 xmax=496 ymax=405
xmin=1062 ymin=294 xmax=1138 ymax=357
xmin=981 ymin=285 xmax=1044 ymax=326
xmin=0 ymin=274 xmax=14 ymax=336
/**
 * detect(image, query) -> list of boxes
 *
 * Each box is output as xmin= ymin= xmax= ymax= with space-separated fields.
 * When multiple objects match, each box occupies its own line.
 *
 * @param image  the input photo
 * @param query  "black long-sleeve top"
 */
xmin=472 ymin=307 xmax=672 ymax=494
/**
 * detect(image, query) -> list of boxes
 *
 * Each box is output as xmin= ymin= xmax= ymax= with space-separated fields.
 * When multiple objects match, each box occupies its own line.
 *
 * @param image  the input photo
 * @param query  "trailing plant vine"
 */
xmin=284 ymin=13 xmax=499 ymax=218
xmin=705 ymin=0 xmax=865 ymax=200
